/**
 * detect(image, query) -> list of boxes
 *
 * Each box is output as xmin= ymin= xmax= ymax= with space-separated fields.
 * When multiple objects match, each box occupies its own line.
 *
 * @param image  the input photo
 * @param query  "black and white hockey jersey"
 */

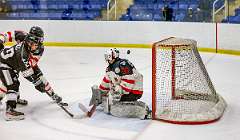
xmin=0 ymin=30 xmax=44 ymax=67
xmin=0 ymin=43 xmax=41 ymax=83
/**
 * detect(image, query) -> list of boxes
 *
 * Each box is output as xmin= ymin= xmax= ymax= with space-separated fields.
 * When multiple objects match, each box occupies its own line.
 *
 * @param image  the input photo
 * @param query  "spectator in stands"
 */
xmin=61 ymin=6 xmax=73 ymax=20
xmin=185 ymin=7 xmax=195 ymax=22
xmin=162 ymin=5 xmax=173 ymax=21
xmin=31 ymin=0 xmax=40 ymax=13
xmin=0 ymin=0 xmax=4 ymax=14
xmin=198 ymin=0 xmax=212 ymax=22
xmin=0 ymin=0 xmax=11 ymax=19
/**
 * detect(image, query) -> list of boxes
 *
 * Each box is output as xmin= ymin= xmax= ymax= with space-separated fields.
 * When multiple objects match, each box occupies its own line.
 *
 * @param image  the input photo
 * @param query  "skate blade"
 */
xmin=4 ymin=114 xmax=25 ymax=121
xmin=4 ymin=115 xmax=25 ymax=121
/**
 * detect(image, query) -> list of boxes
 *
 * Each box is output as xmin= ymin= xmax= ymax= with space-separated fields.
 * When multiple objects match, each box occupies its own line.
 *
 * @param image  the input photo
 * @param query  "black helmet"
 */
xmin=28 ymin=26 xmax=44 ymax=46
xmin=26 ymin=34 xmax=40 ymax=43
xmin=24 ymin=34 xmax=42 ymax=53
xmin=29 ymin=26 xmax=44 ymax=38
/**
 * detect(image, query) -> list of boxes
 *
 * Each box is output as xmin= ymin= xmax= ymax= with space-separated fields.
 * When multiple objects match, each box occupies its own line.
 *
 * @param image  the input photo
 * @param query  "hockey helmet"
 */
xmin=29 ymin=26 xmax=44 ymax=38
xmin=29 ymin=26 xmax=44 ymax=44
xmin=24 ymin=34 xmax=42 ymax=53
xmin=104 ymin=48 xmax=119 ymax=63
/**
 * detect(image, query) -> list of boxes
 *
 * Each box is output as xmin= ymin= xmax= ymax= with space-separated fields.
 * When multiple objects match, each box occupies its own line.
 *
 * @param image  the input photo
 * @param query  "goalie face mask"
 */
xmin=104 ymin=48 xmax=119 ymax=64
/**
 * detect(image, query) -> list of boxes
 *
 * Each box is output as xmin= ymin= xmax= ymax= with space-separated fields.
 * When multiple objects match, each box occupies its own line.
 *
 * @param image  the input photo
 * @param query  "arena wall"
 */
xmin=0 ymin=20 xmax=239 ymax=54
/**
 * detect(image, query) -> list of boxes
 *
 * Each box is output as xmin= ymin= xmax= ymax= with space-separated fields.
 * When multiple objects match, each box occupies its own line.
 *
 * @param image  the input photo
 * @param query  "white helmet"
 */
xmin=104 ymin=48 xmax=119 ymax=63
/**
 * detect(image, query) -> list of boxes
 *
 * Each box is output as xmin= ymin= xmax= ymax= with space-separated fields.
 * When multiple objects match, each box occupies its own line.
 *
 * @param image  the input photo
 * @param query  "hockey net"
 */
xmin=152 ymin=37 xmax=227 ymax=124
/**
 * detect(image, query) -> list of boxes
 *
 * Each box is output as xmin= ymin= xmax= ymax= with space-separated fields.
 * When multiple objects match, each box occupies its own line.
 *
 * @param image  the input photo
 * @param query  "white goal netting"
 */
xmin=152 ymin=37 xmax=227 ymax=124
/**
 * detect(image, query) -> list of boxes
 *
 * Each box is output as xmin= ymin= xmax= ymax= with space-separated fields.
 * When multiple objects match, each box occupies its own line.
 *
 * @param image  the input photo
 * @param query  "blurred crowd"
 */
xmin=0 ymin=0 xmax=11 ymax=19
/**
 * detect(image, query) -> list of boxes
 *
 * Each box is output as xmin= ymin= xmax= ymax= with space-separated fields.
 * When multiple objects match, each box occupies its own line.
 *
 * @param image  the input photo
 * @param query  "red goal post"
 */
xmin=152 ymin=37 xmax=227 ymax=125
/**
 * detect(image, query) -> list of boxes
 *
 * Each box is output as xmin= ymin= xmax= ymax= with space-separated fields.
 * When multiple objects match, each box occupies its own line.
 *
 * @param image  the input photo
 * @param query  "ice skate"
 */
xmin=5 ymin=101 xmax=24 ymax=121
xmin=5 ymin=108 xmax=25 ymax=121
xmin=17 ymin=98 xmax=28 ymax=106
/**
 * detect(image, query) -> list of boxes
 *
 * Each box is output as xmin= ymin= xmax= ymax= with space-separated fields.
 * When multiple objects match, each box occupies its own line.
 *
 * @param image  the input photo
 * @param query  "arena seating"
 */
xmin=222 ymin=7 xmax=240 ymax=23
xmin=5 ymin=0 xmax=107 ymax=20
xmin=3 ymin=0 xmax=240 ymax=23
xmin=120 ymin=0 xmax=202 ymax=22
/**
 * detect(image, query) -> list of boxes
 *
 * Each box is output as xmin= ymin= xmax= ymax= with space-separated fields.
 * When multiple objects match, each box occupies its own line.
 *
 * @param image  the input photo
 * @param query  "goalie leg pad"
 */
xmin=89 ymin=85 xmax=102 ymax=106
xmin=101 ymin=96 xmax=112 ymax=114
xmin=107 ymin=101 xmax=151 ymax=119
xmin=102 ymin=90 xmax=120 ymax=114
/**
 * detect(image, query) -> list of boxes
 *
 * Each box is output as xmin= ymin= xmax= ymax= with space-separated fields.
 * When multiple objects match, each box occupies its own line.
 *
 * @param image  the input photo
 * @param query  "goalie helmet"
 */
xmin=104 ymin=48 xmax=120 ymax=63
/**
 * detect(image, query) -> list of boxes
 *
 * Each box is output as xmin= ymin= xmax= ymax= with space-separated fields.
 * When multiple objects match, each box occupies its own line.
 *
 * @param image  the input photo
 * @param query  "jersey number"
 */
xmin=1 ymin=48 xmax=14 ymax=59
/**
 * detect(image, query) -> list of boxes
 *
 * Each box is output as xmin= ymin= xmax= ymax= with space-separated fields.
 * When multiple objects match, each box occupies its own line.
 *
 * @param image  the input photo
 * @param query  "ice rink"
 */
xmin=1 ymin=47 xmax=240 ymax=140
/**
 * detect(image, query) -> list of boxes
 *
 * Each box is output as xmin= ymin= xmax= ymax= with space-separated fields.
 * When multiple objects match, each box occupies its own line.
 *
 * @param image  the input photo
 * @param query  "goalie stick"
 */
xmin=78 ymin=87 xmax=116 ymax=118
xmin=78 ymin=103 xmax=96 ymax=117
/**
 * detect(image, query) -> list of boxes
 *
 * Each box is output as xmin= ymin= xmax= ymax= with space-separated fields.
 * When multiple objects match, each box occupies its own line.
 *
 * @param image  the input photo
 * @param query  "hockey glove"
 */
xmin=51 ymin=93 xmax=62 ymax=104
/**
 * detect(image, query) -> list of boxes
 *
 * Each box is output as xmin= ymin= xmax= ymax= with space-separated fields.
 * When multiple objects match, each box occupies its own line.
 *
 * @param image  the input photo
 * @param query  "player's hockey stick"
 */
xmin=45 ymin=91 xmax=75 ymax=118
xmin=45 ymin=90 xmax=89 ymax=119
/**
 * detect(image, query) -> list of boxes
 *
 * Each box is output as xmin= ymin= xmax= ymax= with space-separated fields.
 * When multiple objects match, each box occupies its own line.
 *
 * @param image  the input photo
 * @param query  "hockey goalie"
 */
xmin=89 ymin=48 xmax=151 ymax=119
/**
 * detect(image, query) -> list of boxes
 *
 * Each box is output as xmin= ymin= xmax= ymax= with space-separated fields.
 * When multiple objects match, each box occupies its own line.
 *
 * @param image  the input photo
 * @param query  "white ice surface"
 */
xmin=1 ymin=47 xmax=240 ymax=140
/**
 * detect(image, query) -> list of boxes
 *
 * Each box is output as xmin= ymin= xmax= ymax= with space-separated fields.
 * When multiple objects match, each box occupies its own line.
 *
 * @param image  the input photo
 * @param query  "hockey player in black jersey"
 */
xmin=0 ymin=30 xmax=28 ymax=106
xmin=0 ymin=26 xmax=63 ymax=121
